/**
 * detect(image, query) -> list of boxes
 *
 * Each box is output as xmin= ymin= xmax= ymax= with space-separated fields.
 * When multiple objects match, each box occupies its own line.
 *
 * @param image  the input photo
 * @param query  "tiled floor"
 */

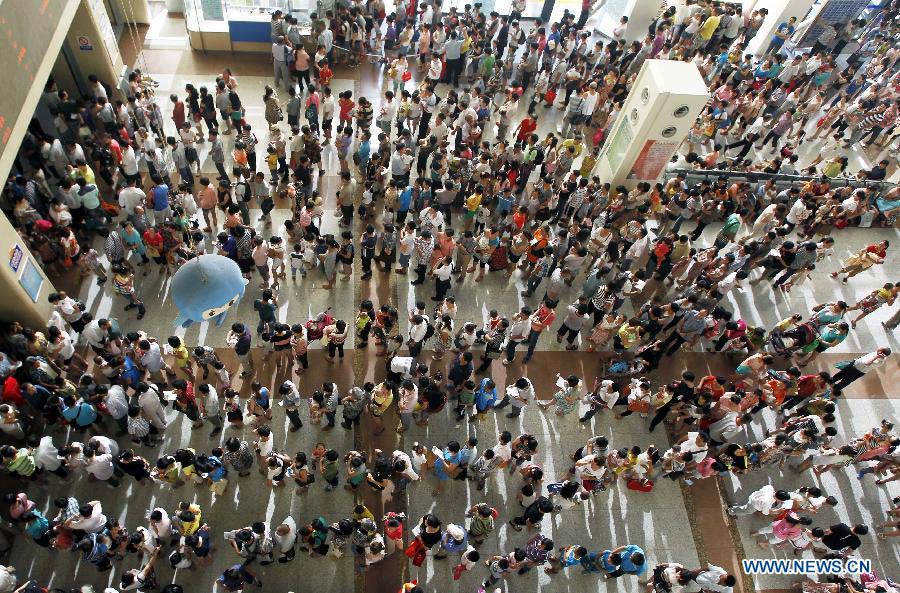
xmin=10 ymin=9 xmax=900 ymax=593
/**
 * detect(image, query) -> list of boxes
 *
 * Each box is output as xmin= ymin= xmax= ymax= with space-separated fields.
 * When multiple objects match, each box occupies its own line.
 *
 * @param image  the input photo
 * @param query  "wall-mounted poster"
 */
xmin=628 ymin=139 xmax=679 ymax=180
xmin=604 ymin=119 xmax=633 ymax=174
xmin=18 ymin=257 xmax=43 ymax=303
xmin=8 ymin=244 xmax=23 ymax=273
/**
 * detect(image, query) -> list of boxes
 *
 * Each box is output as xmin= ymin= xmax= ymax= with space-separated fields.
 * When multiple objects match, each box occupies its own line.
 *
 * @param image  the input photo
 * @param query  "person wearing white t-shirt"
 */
xmin=66 ymin=500 xmax=108 ymax=533
xmin=728 ymin=484 xmax=793 ymax=516
xmin=379 ymin=91 xmax=398 ymax=137
xmin=494 ymin=377 xmax=536 ymax=418
xmin=677 ymin=431 xmax=710 ymax=462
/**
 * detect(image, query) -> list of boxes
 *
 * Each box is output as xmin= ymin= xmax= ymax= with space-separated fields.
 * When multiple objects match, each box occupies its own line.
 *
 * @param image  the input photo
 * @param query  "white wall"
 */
xmin=746 ymin=0 xmax=816 ymax=55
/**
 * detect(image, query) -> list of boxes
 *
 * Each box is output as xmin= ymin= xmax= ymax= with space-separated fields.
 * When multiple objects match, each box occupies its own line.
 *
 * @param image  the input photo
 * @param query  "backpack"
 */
xmin=305 ymin=100 xmax=318 ymax=122
xmin=228 ymin=91 xmax=242 ymax=111
xmin=235 ymin=181 xmax=251 ymax=203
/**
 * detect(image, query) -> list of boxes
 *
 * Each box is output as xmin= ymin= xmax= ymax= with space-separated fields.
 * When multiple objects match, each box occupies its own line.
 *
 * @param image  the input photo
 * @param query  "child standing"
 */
xmin=80 ymin=247 xmax=107 ymax=285
xmin=213 ymin=359 xmax=231 ymax=392
xmin=289 ymin=243 xmax=306 ymax=280
xmin=321 ymin=87 xmax=336 ymax=145
xmin=268 ymin=235 xmax=286 ymax=289
xmin=167 ymin=336 xmax=194 ymax=381
xmin=265 ymin=145 xmax=279 ymax=185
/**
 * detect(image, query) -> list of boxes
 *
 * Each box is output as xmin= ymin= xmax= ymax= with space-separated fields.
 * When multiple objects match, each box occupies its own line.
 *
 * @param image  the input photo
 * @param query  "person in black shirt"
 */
xmin=649 ymin=371 xmax=695 ymax=432
xmin=820 ymin=523 xmax=867 ymax=553
xmin=866 ymin=159 xmax=888 ymax=181
xmin=509 ymin=497 xmax=553 ymax=531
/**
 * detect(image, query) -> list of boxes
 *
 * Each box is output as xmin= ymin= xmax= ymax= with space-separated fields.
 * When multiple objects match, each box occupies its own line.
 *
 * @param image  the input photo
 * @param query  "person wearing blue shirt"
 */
xmin=580 ymin=550 xmax=606 ymax=573
xmin=61 ymin=395 xmax=98 ymax=429
xmin=398 ymin=185 xmax=414 ymax=223
xmin=218 ymin=232 xmax=238 ymax=260
xmin=768 ymin=17 xmax=796 ymax=54
xmin=602 ymin=544 xmax=646 ymax=578
xmin=434 ymin=524 xmax=468 ymax=558
xmin=218 ymin=563 xmax=260 ymax=591
xmin=496 ymin=187 xmax=515 ymax=218
xmin=474 ymin=378 xmax=498 ymax=414
xmin=433 ymin=441 xmax=462 ymax=494
xmin=150 ymin=179 xmax=171 ymax=224
xmin=357 ymin=131 xmax=371 ymax=172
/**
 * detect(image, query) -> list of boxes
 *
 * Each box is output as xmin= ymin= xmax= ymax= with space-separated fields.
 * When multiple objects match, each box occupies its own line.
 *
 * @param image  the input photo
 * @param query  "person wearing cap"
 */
xmin=208 ymin=129 xmax=229 ymax=182
xmin=435 ymin=523 xmax=468 ymax=559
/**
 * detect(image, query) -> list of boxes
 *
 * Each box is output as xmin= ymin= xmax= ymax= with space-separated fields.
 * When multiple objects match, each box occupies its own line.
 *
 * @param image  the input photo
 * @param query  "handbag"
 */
xmin=627 ymin=478 xmax=654 ymax=492
xmin=402 ymin=70 xmax=412 ymax=82
xmin=404 ymin=537 xmax=427 ymax=566
xmin=627 ymin=399 xmax=650 ymax=414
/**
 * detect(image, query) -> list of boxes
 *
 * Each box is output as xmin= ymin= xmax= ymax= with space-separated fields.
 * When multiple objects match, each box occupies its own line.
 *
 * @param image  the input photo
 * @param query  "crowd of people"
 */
xmin=1 ymin=0 xmax=899 ymax=592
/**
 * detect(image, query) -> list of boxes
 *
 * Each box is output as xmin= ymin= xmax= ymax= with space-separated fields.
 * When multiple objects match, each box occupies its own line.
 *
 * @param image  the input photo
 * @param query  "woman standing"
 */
xmin=294 ymin=46 xmax=311 ymax=93
xmin=263 ymin=86 xmax=282 ymax=127
xmin=539 ymin=374 xmax=583 ymax=416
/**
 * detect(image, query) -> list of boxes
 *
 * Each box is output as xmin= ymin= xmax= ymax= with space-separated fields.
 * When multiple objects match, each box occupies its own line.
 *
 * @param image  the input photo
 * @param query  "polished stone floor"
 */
xmin=8 ymin=8 xmax=900 ymax=593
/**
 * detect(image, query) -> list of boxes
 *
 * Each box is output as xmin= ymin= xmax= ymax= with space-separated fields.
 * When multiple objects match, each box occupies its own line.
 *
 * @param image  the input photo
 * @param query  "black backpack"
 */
xmin=235 ymin=181 xmax=251 ymax=202
xmin=228 ymin=91 xmax=242 ymax=111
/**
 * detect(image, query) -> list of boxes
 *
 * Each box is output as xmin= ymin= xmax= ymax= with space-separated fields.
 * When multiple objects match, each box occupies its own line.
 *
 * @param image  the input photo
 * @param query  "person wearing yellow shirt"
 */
xmin=71 ymin=162 xmax=96 ymax=185
xmin=464 ymin=185 xmax=483 ymax=230
xmin=460 ymin=29 xmax=472 ymax=55
xmin=697 ymin=8 xmax=721 ymax=44
xmin=579 ymin=148 xmax=599 ymax=178
xmin=175 ymin=502 xmax=203 ymax=536
xmin=560 ymin=136 xmax=584 ymax=159
xmin=614 ymin=318 xmax=644 ymax=353
xmin=167 ymin=336 xmax=195 ymax=381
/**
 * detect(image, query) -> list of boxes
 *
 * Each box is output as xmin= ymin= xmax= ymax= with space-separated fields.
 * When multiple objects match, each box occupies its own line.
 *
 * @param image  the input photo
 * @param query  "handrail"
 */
xmin=665 ymin=168 xmax=897 ymax=192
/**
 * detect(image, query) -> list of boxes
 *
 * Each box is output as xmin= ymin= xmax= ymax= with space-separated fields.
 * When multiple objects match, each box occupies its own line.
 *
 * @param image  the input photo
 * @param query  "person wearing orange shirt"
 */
xmin=522 ymin=299 xmax=557 ymax=364
xmin=197 ymin=176 xmax=219 ymax=232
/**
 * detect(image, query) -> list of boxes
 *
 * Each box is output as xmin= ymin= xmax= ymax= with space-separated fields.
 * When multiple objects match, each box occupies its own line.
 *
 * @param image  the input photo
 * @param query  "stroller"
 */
xmin=604 ymin=358 xmax=647 ymax=378
xmin=769 ymin=322 xmax=817 ymax=356
xmin=306 ymin=308 xmax=335 ymax=341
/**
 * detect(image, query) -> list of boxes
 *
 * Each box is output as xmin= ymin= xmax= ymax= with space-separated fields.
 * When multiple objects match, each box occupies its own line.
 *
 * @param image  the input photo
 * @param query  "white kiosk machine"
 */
xmin=597 ymin=60 xmax=710 ymax=188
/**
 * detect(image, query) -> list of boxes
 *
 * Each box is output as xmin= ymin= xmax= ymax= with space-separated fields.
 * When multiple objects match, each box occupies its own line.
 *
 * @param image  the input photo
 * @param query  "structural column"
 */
xmin=63 ymin=0 xmax=125 ymax=95
xmin=596 ymin=60 xmax=709 ymax=188
xmin=745 ymin=0 xmax=816 ymax=56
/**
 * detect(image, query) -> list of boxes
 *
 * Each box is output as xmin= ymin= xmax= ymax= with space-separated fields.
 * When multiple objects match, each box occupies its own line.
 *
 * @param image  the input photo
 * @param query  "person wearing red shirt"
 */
xmin=170 ymin=94 xmax=186 ymax=129
xmin=142 ymin=227 xmax=168 ymax=274
xmin=782 ymin=372 xmax=831 ymax=411
xmin=2 ymin=375 xmax=25 ymax=408
xmin=697 ymin=375 xmax=727 ymax=401
xmin=105 ymin=136 xmax=123 ymax=166
xmin=715 ymin=318 xmax=747 ymax=351
xmin=514 ymin=114 xmax=537 ymax=143
xmin=522 ymin=299 xmax=557 ymax=364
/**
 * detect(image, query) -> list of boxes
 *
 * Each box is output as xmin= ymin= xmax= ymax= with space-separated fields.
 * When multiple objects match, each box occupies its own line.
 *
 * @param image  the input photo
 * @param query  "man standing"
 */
xmin=228 ymin=323 xmax=255 ymax=378
xmin=444 ymin=32 xmax=463 ymax=86
xmin=272 ymin=36 xmax=292 ymax=92
xmin=767 ymin=16 xmax=796 ymax=55
xmin=522 ymin=299 xmax=557 ymax=365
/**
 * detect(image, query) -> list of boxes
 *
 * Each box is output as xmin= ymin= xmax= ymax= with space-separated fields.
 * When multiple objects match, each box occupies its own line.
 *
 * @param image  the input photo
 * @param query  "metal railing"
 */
xmin=666 ymin=168 xmax=897 ymax=193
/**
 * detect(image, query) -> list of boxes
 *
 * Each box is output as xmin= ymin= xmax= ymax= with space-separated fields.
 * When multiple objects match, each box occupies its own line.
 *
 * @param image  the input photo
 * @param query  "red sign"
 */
xmin=628 ymin=139 xmax=679 ymax=181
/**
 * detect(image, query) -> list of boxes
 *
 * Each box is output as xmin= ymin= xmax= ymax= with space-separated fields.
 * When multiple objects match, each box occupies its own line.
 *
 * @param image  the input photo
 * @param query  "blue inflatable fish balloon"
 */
xmin=170 ymin=254 xmax=248 ymax=328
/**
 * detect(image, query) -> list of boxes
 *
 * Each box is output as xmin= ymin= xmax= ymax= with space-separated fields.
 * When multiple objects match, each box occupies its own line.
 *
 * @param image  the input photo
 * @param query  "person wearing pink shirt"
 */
xmin=751 ymin=512 xmax=812 ymax=548
xmin=5 ymin=492 xmax=35 ymax=520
